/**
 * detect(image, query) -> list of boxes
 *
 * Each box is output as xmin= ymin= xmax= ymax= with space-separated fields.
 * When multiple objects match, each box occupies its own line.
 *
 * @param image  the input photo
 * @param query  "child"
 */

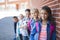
xmin=13 ymin=16 xmax=19 ymax=40
xmin=27 ymin=8 xmax=40 ymax=40
xmin=29 ymin=6 xmax=56 ymax=40
xmin=21 ymin=19 xmax=29 ymax=40
xmin=13 ymin=16 xmax=19 ymax=34
xmin=24 ymin=9 xmax=31 ymax=37
xmin=17 ymin=13 xmax=29 ymax=40
xmin=39 ymin=6 xmax=56 ymax=40
xmin=24 ymin=9 xmax=31 ymax=23
xmin=16 ymin=14 xmax=24 ymax=40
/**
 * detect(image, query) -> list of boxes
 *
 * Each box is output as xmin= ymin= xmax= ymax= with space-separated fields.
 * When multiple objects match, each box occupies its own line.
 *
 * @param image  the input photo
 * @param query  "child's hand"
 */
xmin=20 ymin=25 xmax=24 ymax=28
xmin=16 ymin=34 xmax=18 ymax=38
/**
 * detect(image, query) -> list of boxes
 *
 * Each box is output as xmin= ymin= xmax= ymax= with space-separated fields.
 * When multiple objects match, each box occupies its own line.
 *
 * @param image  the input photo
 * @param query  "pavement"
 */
xmin=0 ymin=17 xmax=15 ymax=40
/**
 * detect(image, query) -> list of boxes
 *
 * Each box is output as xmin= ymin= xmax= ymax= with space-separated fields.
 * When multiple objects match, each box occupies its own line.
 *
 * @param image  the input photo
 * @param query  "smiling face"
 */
xmin=40 ymin=9 xmax=48 ymax=21
xmin=33 ymin=12 xmax=38 ymax=18
xmin=31 ymin=8 xmax=39 ymax=19
xmin=13 ymin=17 xmax=18 ymax=22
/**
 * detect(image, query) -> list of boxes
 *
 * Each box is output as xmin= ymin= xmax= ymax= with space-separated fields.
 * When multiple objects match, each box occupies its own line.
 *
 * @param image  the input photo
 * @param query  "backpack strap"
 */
xmin=50 ymin=23 xmax=55 ymax=36
xmin=35 ymin=22 xmax=39 ymax=32
xmin=28 ymin=19 xmax=39 ymax=32
xmin=27 ymin=19 xmax=32 ymax=31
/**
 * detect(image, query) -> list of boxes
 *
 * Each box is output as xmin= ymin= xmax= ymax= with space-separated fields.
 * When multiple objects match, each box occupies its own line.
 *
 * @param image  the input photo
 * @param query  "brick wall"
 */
xmin=30 ymin=0 xmax=60 ymax=40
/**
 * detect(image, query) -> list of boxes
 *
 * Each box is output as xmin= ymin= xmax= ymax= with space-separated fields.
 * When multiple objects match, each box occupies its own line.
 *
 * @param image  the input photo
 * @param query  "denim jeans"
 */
xmin=19 ymin=34 xmax=23 ymax=40
xmin=23 ymin=36 xmax=29 ymax=40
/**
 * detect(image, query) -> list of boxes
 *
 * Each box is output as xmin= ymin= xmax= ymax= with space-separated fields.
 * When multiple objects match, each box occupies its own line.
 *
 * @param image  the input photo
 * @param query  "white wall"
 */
xmin=0 ymin=2 xmax=29 ymax=19
xmin=0 ymin=9 xmax=26 ymax=19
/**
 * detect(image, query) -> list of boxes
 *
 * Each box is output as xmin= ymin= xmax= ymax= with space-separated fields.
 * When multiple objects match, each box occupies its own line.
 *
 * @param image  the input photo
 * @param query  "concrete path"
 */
xmin=0 ymin=17 xmax=15 ymax=40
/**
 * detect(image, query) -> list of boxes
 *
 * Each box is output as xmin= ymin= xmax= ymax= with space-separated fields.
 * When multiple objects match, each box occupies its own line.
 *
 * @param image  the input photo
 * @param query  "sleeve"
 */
xmin=52 ymin=29 xmax=56 ymax=40
xmin=16 ymin=22 xmax=19 ymax=37
xmin=29 ymin=26 xmax=37 ymax=40
xmin=27 ymin=20 xmax=31 ymax=31
xmin=51 ymin=24 xmax=56 ymax=40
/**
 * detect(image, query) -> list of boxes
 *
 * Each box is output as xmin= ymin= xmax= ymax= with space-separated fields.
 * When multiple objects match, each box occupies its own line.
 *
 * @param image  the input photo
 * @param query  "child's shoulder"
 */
xmin=18 ymin=20 xmax=22 ymax=23
xmin=48 ymin=21 xmax=55 ymax=29
xmin=49 ymin=21 xmax=55 ymax=27
xmin=28 ymin=19 xmax=41 ymax=23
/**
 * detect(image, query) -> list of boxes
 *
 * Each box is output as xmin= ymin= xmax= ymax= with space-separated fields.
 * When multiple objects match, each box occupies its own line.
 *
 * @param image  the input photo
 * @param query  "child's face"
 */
xmin=33 ymin=12 xmax=38 ymax=18
xmin=13 ymin=18 xmax=18 ymax=22
xmin=31 ymin=9 xmax=39 ymax=19
xmin=25 ymin=11 xmax=30 ymax=18
xmin=19 ymin=14 xmax=24 ymax=20
xmin=40 ymin=9 xmax=48 ymax=20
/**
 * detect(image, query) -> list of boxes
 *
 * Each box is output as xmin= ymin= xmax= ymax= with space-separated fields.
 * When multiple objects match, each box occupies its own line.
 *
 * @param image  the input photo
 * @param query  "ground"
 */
xmin=0 ymin=17 xmax=15 ymax=40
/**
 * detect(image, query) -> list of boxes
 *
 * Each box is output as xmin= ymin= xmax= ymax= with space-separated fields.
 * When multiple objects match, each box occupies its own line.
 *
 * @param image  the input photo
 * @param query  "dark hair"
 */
xmin=42 ymin=6 xmax=55 ymax=24
xmin=25 ymin=9 xmax=30 ymax=12
xmin=13 ymin=16 xmax=18 ymax=19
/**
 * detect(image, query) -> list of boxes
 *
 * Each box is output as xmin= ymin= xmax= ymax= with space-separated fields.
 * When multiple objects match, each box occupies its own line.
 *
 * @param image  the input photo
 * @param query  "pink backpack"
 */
xmin=35 ymin=22 xmax=39 ymax=32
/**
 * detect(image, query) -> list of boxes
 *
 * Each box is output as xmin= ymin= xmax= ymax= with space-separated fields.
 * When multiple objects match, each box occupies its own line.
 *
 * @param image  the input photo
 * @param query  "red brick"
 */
xmin=39 ymin=0 xmax=55 ymax=6
xmin=56 ymin=22 xmax=60 ymax=26
xmin=58 ymin=0 xmax=60 ymax=3
xmin=56 ymin=27 xmax=60 ymax=31
xmin=56 ymin=36 xmax=60 ymax=40
xmin=52 ymin=14 xmax=60 ymax=17
xmin=47 ymin=0 xmax=58 ymax=6
xmin=56 ymin=18 xmax=60 ymax=22
xmin=50 ymin=4 xmax=59 ymax=9
xmin=52 ymin=8 xmax=60 ymax=13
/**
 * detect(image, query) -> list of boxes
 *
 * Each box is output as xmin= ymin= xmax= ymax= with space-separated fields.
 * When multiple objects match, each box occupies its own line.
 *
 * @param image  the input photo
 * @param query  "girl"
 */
xmin=29 ymin=6 xmax=56 ymax=40
xmin=28 ymin=8 xmax=40 ymax=40
xmin=39 ymin=6 xmax=56 ymax=40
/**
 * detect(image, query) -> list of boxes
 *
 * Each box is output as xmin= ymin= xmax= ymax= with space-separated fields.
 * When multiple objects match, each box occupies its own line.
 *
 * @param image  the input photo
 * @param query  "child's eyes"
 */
xmin=41 ymin=13 xmax=48 ymax=15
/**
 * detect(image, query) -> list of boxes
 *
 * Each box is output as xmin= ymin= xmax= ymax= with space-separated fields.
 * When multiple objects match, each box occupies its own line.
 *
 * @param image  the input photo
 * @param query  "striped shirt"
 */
xmin=39 ymin=25 xmax=47 ymax=40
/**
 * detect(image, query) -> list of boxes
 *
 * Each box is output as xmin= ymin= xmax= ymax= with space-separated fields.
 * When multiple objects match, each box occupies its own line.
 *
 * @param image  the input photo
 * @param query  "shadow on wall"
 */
xmin=0 ymin=17 xmax=15 ymax=40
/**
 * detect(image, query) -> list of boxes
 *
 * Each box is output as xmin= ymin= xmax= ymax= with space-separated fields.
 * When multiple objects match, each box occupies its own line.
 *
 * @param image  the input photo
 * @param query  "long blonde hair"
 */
xmin=31 ymin=8 xmax=39 ymax=20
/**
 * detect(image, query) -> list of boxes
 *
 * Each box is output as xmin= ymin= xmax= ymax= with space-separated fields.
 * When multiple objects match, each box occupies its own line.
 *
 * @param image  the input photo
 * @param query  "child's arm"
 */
xmin=19 ymin=25 xmax=24 ymax=28
xmin=51 ymin=23 xmax=56 ymax=40
xmin=52 ymin=25 xmax=56 ymax=40
xmin=20 ymin=25 xmax=27 ymax=29
xmin=16 ymin=22 xmax=19 ymax=37
xmin=52 ymin=29 xmax=56 ymax=40
xmin=21 ymin=21 xmax=27 ymax=29
xmin=30 ymin=26 xmax=37 ymax=40
xmin=19 ymin=22 xmax=27 ymax=29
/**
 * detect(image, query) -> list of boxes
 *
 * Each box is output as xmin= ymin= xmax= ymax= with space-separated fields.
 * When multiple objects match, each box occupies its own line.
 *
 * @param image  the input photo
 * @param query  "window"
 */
xmin=0 ymin=5 xmax=5 ymax=10
xmin=8 ymin=0 xmax=18 ymax=2
xmin=6 ymin=4 xmax=16 ymax=10
xmin=0 ymin=0 xmax=5 ymax=2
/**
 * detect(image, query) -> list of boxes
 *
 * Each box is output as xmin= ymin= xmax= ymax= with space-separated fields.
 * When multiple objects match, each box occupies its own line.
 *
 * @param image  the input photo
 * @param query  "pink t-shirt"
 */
xmin=39 ymin=25 xmax=47 ymax=40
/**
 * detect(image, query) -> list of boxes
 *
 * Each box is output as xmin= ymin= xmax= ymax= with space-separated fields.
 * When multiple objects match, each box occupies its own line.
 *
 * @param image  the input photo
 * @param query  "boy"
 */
xmin=13 ymin=16 xmax=19 ymax=34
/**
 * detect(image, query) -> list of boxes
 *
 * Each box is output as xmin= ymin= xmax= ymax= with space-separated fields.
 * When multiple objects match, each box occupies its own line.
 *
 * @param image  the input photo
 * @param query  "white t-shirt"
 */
xmin=18 ymin=18 xmax=28 ymax=36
